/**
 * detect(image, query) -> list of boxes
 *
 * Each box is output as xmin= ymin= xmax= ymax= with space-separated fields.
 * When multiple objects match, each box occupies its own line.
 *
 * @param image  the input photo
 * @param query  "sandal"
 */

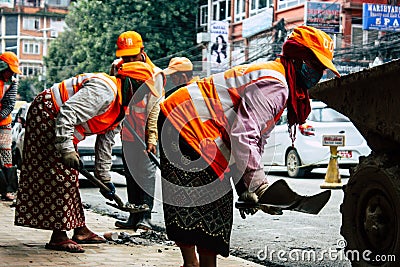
xmin=45 ymin=239 xmax=85 ymax=253
xmin=1 ymin=192 xmax=15 ymax=201
xmin=72 ymin=232 xmax=107 ymax=244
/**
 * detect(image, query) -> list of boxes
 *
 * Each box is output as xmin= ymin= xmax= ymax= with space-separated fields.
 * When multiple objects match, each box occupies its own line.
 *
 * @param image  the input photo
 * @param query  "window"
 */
xmin=24 ymin=0 xmax=40 ymax=7
xmin=5 ymin=39 xmax=17 ymax=54
xmin=23 ymin=17 xmax=40 ymax=30
xmin=277 ymin=0 xmax=305 ymax=11
xmin=199 ymin=1 xmax=232 ymax=26
xmin=235 ymin=0 xmax=245 ymax=22
xmin=47 ymin=0 xmax=70 ymax=7
xmin=6 ymin=15 xmax=18 ymax=36
xmin=250 ymin=0 xmax=272 ymax=16
xmin=21 ymin=65 xmax=42 ymax=76
xmin=23 ymin=41 xmax=40 ymax=55
xmin=200 ymin=5 xmax=208 ymax=26
xmin=218 ymin=0 xmax=231 ymax=21
xmin=250 ymin=0 xmax=270 ymax=16
xmin=213 ymin=2 xmax=218 ymax=20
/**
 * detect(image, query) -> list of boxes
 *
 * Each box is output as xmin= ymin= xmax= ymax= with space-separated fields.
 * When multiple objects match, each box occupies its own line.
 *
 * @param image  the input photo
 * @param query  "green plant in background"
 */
xmin=18 ymin=77 xmax=43 ymax=102
xmin=45 ymin=0 xmax=202 ymax=85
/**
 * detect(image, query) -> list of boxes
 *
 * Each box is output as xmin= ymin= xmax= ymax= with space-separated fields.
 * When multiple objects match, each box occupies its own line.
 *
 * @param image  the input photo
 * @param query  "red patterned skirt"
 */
xmin=14 ymin=89 xmax=86 ymax=231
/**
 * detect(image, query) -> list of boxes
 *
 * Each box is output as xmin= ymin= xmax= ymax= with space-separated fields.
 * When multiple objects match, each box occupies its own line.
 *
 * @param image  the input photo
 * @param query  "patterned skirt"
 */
xmin=0 ymin=124 xmax=13 ymax=167
xmin=159 ymin=114 xmax=233 ymax=257
xmin=14 ymin=89 xmax=86 ymax=231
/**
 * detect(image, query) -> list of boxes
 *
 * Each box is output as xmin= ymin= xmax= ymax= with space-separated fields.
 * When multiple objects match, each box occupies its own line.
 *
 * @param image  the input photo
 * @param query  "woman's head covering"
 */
xmin=117 ymin=61 xmax=158 ymax=97
xmin=0 ymin=52 xmax=22 ymax=74
xmin=286 ymin=25 xmax=340 ymax=77
xmin=163 ymin=57 xmax=193 ymax=75
xmin=279 ymin=26 xmax=340 ymax=131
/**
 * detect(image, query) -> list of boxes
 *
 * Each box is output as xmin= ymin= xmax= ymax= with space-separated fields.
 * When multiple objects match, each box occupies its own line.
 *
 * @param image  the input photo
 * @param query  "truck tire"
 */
xmin=341 ymin=154 xmax=400 ymax=266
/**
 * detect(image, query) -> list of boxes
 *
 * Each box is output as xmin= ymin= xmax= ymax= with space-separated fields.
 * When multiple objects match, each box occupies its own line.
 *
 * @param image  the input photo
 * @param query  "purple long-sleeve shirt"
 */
xmin=230 ymin=78 xmax=288 ymax=192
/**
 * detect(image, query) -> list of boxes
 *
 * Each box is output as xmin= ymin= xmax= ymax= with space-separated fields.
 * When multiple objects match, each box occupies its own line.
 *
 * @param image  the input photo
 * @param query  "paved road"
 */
xmin=79 ymin=168 xmax=352 ymax=266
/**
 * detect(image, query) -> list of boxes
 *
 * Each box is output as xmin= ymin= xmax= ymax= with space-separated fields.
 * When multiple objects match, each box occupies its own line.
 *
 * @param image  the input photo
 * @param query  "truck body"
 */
xmin=309 ymin=59 xmax=400 ymax=267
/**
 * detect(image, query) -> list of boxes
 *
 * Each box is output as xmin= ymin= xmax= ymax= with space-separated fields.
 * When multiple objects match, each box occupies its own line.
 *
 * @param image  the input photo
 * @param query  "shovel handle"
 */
xmin=123 ymin=121 xmax=161 ymax=169
xmin=79 ymin=167 xmax=125 ymax=208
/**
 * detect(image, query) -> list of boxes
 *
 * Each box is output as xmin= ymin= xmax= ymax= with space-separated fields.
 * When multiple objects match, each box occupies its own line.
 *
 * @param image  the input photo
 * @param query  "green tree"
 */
xmin=45 ymin=0 xmax=202 ymax=84
xmin=18 ymin=77 xmax=43 ymax=102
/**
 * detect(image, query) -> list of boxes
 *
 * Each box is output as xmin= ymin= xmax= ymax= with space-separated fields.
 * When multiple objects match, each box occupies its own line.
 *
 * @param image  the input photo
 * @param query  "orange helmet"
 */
xmin=116 ymin=31 xmax=144 ymax=58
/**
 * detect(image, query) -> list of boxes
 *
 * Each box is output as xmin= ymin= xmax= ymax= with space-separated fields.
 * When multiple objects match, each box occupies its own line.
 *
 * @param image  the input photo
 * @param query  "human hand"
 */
xmin=62 ymin=151 xmax=80 ymax=169
xmin=146 ymin=143 xmax=157 ymax=155
xmin=239 ymin=207 xmax=258 ymax=219
xmin=100 ymin=182 xmax=116 ymax=201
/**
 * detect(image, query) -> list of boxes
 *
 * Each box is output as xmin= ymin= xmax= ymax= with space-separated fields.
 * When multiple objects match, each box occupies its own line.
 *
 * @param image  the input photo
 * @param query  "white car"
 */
xmin=262 ymin=100 xmax=371 ymax=177
xmin=11 ymin=102 xmax=31 ymax=167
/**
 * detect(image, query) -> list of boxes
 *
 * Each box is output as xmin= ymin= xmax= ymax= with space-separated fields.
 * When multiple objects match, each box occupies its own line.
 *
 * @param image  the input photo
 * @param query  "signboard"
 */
xmin=363 ymin=3 xmax=400 ymax=32
xmin=210 ymin=20 xmax=229 ymax=70
xmin=305 ymin=1 xmax=341 ymax=34
xmin=322 ymin=135 xmax=345 ymax=147
xmin=242 ymin=8 xmax=273 ymax=38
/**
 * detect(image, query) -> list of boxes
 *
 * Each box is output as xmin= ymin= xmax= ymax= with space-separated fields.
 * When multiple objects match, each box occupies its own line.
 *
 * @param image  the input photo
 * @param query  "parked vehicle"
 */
xmin=262 ymin=100 xmax=371 ymax=177
xmin=11 ymin=101 xmax=28 ymax=125
xmin=11 ymin=102 xmax=31 ymax=166
xmin=78 ymin=134 xmax=124 ymax=175
xmin=11 ymin=103 xmax=124 ymax=174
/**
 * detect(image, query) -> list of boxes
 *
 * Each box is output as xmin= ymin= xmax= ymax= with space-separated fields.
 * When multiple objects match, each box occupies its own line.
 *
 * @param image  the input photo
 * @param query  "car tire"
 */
xmin=341 ymin=154 xmax=400 ymax=266
xmin=286 ymin=149 xmax=306 ymax=178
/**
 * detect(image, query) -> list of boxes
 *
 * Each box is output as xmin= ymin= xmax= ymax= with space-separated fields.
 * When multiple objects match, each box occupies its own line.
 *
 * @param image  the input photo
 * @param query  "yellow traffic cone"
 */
xmin=320 ymin=135 xmax=344 ymax=189
xmin=320 ymin=145 xmax=343 ymax=189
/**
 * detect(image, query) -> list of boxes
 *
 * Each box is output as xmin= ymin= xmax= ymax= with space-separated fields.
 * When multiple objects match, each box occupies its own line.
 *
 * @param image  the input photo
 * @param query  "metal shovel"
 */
xmin=79 ymin=164 xmax=149 ymax=213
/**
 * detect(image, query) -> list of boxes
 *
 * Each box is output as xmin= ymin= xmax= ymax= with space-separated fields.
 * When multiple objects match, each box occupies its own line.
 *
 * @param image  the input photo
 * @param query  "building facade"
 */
xmin=199 ymin=0 xmax=400 ymax=75
xmin=0 ymin=0 xmax=72 ymax=78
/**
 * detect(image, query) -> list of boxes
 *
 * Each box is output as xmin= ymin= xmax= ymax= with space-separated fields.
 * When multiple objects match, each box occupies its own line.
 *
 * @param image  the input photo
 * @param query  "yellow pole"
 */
xmin=320 ymin=146 xmax=343 ymax=189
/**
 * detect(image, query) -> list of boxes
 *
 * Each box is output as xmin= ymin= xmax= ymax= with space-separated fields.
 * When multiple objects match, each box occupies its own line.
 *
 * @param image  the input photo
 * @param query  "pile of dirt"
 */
xmin=103 ymin=231 xmax=174 ymax=247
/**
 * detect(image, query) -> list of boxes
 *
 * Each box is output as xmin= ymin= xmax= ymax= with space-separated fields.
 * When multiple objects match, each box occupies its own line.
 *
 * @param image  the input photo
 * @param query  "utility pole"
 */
xmin=207 ymin=0 xmax=212 ymax=76
xmin=38 ymin=27 xmax=53 ymax=90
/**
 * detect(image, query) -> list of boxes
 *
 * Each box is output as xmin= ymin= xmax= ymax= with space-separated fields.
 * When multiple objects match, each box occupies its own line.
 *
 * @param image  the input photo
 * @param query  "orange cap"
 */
xmin=288 ymin=26 xmax=340 ymax=77
xmin=116 ymin=31 xmax=144 ymax=58
xmin=163 ymin=57 xmax=193 ymax=75
xmin=117 ymin=61 xmax=158 ymax=97
xmin=0 ymin=52 xmax=22 ymax=74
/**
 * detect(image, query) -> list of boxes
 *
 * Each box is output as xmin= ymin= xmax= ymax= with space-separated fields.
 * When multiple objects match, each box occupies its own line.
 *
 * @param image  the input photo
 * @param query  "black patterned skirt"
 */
xmin=14 ymin=89 xmax=85 ymax=231
xmin=159 ymin=113 xmax=233 ymax=257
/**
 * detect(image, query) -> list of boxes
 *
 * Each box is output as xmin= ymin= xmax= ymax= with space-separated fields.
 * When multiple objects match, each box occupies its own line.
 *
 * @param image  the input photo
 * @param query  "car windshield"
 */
xmin=308 ymin=107 xmax=350 ymax=122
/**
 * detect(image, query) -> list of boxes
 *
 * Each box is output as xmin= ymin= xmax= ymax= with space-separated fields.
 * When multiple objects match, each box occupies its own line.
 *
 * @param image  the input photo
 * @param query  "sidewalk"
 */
xmin=0 ymin=201 xmax=262 ymax=267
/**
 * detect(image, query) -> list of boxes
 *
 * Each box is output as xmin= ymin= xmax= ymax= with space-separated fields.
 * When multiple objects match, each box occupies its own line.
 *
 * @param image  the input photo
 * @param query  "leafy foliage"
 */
xmin=17 ymin=77 xmax=43 ymax=102
xmin=45 ymin=0 xmax=202 ymax=84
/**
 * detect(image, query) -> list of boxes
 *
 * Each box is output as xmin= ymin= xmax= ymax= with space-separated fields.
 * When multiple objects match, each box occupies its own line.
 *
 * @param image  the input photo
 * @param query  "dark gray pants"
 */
xmin=122 ymin=140 xmax=157 ymax=219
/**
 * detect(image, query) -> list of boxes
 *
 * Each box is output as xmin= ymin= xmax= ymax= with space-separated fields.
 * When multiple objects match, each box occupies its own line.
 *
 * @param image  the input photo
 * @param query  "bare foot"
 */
xmin=45 ymin=239 xmax=85 ymax=253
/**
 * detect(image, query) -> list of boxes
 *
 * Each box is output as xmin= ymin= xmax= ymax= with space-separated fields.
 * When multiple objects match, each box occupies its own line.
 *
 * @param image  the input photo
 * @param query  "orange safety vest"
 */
xmin=50 ymin=73 xmax=125 ymax=144
xmin=160 ymin=60 xmax=288 ymax=179
xmin=122 ymin=98 xmax=148 ymax=142
xmin=0 ymin=80 xmax=12 ymax=126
